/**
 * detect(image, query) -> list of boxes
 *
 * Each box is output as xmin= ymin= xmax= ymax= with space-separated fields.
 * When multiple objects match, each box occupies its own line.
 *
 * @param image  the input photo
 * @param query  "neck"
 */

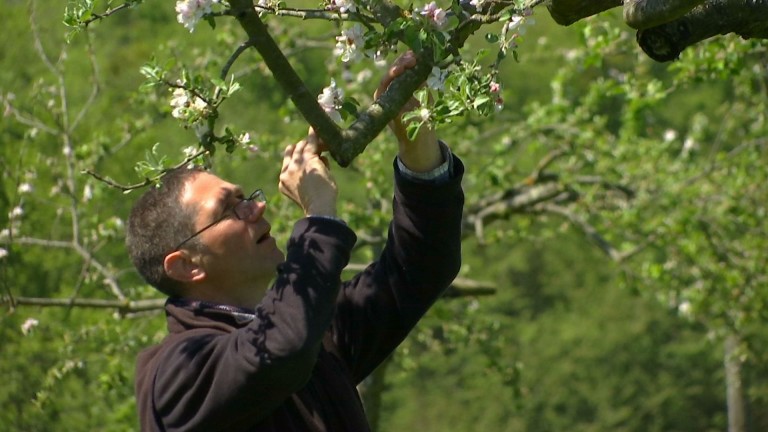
xmin=181 ymin=277 xmax=272 ymax=309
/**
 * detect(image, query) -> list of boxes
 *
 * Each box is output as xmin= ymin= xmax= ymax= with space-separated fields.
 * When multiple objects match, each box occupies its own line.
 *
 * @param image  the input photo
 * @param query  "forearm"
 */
xmin=388 ymin=154 xmax=465 ymax=299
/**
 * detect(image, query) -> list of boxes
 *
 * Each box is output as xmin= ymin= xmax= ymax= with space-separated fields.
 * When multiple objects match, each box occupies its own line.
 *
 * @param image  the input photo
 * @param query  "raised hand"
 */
xmin=375 ymin=51 xmax=443 ymax=173
xmin=278 ymin=129 xmax=338 ymax=216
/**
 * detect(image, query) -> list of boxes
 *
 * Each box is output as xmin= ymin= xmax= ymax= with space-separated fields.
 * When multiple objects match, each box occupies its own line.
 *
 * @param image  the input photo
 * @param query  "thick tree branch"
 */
xmin=623 ymin=0 xmax=707 ymax=30
xmin=229 ymin=0 xmax=344 ymax=159
xmin=228 ymin=0 xmax=503 ymax=167
xmin=547 ymin=0 xmax=622 ymax=26
xmin=637 ymin=0 xmax=768 ymax=62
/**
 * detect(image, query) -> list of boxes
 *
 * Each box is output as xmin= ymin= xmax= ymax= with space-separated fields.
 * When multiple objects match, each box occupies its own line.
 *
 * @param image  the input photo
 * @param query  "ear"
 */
xmin=163 ymin=250 xmax=206 ymax=284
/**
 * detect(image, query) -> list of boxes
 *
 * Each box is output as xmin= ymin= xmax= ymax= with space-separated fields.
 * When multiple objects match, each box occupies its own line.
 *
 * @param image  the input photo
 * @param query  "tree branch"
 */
xmin=623 ymin=0 xmax=707 ymax=30
xmin=1 ymin=296 xmax=165 ymax=314
xmin=229 ymin=0 xmax=344 ymax=159
xmin=82 ymin=147 xmax=209 ymax=191
xmin=228 ymin=0 xmax=505 ymax=167
xmin=546 ymin=0 xmax=622 ymax=26
xmin=637 ymin=0 xmax=768 ymax=62
xmin=79 ymin=1 xmax=139 ymax=27
xmin=248 ymin=5 xmax=377 ymax=24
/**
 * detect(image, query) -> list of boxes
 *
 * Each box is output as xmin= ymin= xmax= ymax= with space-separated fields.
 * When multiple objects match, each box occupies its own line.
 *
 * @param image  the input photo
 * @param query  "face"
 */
xmin=181 ymin=172 xmax=285 ymax=290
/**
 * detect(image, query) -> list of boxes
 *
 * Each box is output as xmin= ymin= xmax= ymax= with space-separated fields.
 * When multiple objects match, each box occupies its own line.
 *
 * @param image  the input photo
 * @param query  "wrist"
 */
xmin=305 ymin=203 xmax=337 ymax=217
xmin=398 ymin=142 xmax=442 ymax=173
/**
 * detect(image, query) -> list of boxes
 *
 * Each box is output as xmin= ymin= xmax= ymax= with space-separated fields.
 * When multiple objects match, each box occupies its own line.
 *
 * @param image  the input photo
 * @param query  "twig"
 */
xmin=80 ymin=1 xmax=137 ymax=27
xmin=70 ymin=31 xmax=101 ymax=131
xmin=524 ymin=146 xmax=570 ymax=184
xmin=83 ymin=147 xmax=209 ymax=192
xmin=245 ymin=6 xmax=377 ymax=24
xmin=221 ymin=40 xmax=256 ymax=81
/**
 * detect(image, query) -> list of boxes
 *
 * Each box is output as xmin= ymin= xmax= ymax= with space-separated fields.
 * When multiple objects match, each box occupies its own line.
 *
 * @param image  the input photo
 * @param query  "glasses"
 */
xmin=173 ymin=188 xmax=266 ymax=251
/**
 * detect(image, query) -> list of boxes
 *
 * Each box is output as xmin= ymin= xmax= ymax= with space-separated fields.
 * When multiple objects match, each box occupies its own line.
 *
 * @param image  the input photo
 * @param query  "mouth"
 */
xmin=256 ymin=231 xmax=271 ymax=244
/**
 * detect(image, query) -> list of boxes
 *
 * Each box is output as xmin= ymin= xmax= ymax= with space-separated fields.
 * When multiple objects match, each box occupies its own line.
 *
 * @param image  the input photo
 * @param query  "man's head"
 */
xmin=126 ymin=167 xmax=204 ymax=297
xmin=126 ymin=167 xmax=284 ymax=304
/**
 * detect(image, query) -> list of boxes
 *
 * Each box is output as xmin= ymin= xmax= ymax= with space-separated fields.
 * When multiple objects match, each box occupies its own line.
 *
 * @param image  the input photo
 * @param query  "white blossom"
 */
xmin=0 ymin=247 xmax=7 ymax=259
xmin=181 ymin=146 xmax=197 ymax=158
xmin=682 ymin=136 xmax=698 ymax=158
xmin=194 ymin=123 xmax=210 ymax=140
xmin=317 ymin=79 xmax=344 ymax=124
xmin=18 ymin=183 xmax=33 ymax=194
xmin=419 ymin=108 xmax=431 ymax=122
xmin=505 ymin=9 xmax=536 ymax=36
xmin=9 ymin=206 xmax=23 ymax=219
xmin=663 ymin=129 xmax=678 ymax=142
xmin=21 ymin=318 xmax=39 ymax=335
xmin=334 ymin=24 xmax=365 ymax=63
xmin=83 ymin=184 xmax=93 ymax=202
xmin=169 ymin=87 xmax=207 ymax=120
xmin=0 ymin=229 xmax=9 ymax=240
xmin=426 ymin=66 xmax=449 ymax=91
xmin=468 ymin=0 xmax=491 ymax=12
xmin=175 ymin=0 xmax=220 ymax=32
xmin=356 ymin=69 xmax=373 ymax=84
xmin=328 ymin=0 xmax=357 ymax=13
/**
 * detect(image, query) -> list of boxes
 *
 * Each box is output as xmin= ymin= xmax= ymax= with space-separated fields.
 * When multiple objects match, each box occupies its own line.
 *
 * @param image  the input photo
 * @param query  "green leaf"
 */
xmin=205 ymin=15 xmax=216 ymax=30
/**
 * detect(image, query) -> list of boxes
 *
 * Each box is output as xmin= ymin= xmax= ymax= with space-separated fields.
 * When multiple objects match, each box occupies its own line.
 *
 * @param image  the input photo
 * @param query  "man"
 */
xmin=127 ymin=52 xmax=464 ymax=431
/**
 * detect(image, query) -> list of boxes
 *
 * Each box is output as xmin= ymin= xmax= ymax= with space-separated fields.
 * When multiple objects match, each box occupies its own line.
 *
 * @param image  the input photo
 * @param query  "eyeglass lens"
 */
xmin=233 ymin=189 xmax=266 ymax=220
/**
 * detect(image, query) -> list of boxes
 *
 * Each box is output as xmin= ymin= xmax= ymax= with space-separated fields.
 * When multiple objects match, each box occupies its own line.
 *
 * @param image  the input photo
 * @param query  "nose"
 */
xmin=243 ymin=200 xmax=266 ymax=222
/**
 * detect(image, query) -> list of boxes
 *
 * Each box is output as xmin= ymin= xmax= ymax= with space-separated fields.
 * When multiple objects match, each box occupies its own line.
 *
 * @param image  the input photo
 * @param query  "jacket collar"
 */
xmin=164 ymin=297 xmax=256 ymax=333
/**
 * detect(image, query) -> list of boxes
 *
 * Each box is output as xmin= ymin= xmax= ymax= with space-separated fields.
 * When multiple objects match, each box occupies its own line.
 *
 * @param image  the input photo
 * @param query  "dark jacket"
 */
xmin=135 ymin=156 xmax=465 ymax=431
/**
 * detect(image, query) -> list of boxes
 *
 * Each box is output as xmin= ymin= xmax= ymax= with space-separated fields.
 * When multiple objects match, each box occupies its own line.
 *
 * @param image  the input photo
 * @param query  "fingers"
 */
xmin=281 ymin=133 xmax=325 ymax=177
xmin=375 ymin=51 xmax=418 ymax=99
xmin=281 ymin=143 xmax=296 ymax=173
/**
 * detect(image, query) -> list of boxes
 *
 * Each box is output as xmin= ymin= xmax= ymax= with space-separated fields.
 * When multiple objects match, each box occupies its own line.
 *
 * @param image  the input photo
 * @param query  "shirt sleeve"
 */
xmin=330 ymin=152 xmax=465 ymax=383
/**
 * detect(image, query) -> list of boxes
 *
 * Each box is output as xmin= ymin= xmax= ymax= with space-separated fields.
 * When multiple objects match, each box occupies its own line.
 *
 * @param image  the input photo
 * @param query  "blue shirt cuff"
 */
xmin=396 ymin=141 xmax=453 ymax=184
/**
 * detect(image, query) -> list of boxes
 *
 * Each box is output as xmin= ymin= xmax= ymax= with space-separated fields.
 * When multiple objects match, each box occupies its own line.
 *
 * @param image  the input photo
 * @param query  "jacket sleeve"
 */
xmin=330 ymin=154 xmax=465 ymax=383
xmin=143 ymin=218 xmax=357 ymax=431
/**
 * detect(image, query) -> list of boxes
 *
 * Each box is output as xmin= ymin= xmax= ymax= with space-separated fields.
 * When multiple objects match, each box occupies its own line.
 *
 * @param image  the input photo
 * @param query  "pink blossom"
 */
xmin=419 ymin=2 xmax=447 ymax=28
xmin=175 ymin=0 xmax=220 ymax=32
xmin=21 ymin=318 xmax=39 ymax=335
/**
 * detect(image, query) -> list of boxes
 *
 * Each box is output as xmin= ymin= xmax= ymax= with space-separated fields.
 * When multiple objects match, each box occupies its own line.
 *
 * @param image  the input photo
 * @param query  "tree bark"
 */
xmin=724 ymin=333 xmax=746 ymax=432
xmin=623 ymin=0 xmax=707 ymax=30
xmin=547 ymin=0 xmax=622 ymax=26
xmin=637 ymin=0 xmax=768 ymax=62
